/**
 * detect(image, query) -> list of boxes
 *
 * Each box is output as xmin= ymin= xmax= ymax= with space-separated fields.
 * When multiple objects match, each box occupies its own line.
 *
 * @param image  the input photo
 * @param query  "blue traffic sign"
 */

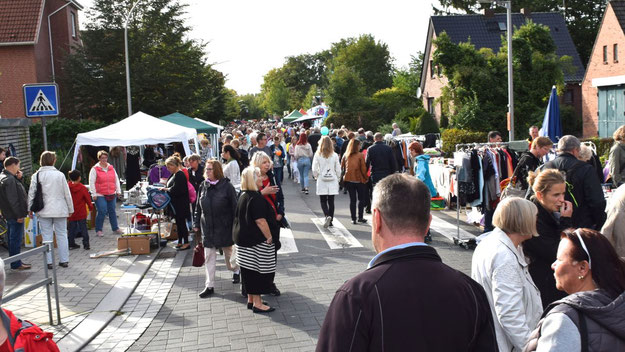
xmin=23 ymin=83 xmax=59 ymax=117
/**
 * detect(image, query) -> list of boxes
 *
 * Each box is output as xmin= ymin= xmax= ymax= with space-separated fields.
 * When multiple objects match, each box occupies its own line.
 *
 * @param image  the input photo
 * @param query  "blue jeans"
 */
xmin=6 ymin=219 xmax=24 ymax=269
xmin=95 ymin=196 xmax=119 ymax=232
xmin=297 ymin=157 xmax=311 ymax=189
xmin=273 ymin=167 xmax=283 ymax=186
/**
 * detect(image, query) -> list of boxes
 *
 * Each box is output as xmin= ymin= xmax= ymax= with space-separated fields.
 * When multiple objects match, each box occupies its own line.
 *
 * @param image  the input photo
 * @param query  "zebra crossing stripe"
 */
xmin=277 ymin=227 xmax=298 ymax=254
xmin=363 ymin=214 xmax=476 ymax=242
xmin=311 ymin=218 xmax=363 ymax=249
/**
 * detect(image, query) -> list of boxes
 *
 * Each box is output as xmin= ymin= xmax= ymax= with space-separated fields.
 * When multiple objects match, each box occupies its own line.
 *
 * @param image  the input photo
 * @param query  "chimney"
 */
xmin=521 ymin=8 xmax=531 ymax=16
xmin=484 ymin=8 xmax=495 ymax=18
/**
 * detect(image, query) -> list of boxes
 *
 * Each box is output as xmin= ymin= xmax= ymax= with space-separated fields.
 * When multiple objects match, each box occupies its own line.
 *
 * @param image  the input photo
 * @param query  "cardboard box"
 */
xmin=117 ymin=236 xmax=150 ymax=255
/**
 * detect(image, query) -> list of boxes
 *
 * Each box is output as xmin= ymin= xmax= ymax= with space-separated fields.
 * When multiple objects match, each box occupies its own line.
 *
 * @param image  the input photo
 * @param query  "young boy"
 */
xmin=67 ymin=170 xmax=94 ymax=250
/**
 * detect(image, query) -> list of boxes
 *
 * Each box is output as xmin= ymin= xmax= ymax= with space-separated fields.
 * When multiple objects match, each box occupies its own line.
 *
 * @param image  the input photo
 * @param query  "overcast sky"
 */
xmin=79 ymin=0 xmax=440 ymax=95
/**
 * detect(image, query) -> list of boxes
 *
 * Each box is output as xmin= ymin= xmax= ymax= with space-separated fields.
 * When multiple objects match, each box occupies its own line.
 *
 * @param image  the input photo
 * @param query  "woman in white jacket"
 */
xmin=312 ymin=136 xmax=341 ymax=228
xmin=471 ymin=197 xmax=543 ymax=352
xmin=28 ymin=151 xmax=74 ymax=269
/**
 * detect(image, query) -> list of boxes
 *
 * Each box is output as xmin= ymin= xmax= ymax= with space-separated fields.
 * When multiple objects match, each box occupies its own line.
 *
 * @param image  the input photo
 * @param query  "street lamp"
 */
xmin=124 ymin=1 xmax=140 ymax=117
xmin=480 ymin=0 xmax=515 ymax=141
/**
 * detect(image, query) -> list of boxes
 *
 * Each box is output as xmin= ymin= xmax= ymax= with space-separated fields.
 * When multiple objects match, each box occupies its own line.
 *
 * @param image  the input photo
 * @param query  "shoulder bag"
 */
xmin=30 ymin=172 xmax=44 ymax=212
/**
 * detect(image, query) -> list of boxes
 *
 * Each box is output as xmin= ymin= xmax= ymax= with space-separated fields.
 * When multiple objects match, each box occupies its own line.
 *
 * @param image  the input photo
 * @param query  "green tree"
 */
xmin=62 ymin=0 xmax=227 ymax=123
xmin=433 ymin=21 xmax=569 ymax=134
xmin=327 ymin=34 xmax=393 ymax=100
xmin=434 ymin=0 xmax=606 ymax=65
xmin=393 ymin=53 xmax=424 ymax=96
xmin=260 ymin=69 xmax=293 ymax=116
xmin=238 ymin=93 xmax=265 ymax=120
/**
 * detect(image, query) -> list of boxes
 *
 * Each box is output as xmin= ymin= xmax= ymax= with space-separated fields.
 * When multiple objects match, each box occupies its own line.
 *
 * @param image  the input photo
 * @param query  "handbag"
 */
xmin=192 ymin=242 xmax=205 ymax=267
xmin=500 ymin=177 xmax=526 ymax=200
xmin=30 ymin=172 xmax=44 ymax=212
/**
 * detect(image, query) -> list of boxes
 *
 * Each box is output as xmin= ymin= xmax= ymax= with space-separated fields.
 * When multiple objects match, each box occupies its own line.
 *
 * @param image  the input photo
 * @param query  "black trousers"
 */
xmin=174 ymin=213 xmax=189 ymax=244
xmin=320 ymin=195 xmax=335 ymax=218
xmin=345 ymin=182 xmax=366 ymax=220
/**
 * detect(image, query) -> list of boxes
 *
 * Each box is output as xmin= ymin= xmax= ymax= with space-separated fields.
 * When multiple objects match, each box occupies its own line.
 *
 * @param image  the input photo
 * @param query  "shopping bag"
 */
xmin=192 ymin=243 xmax=205 ymax=267
xmin=23 ymin=215 xmax=38 ymax=247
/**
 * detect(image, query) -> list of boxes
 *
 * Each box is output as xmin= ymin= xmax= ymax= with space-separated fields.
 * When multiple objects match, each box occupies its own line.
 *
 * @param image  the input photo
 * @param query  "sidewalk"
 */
xmin=0 ymin=202 xmax=166 ymax=346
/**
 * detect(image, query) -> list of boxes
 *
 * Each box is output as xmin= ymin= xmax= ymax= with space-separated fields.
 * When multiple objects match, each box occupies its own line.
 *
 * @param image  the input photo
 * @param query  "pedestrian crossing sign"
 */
xmin=23 ymin=83 xmax=59 ymax=117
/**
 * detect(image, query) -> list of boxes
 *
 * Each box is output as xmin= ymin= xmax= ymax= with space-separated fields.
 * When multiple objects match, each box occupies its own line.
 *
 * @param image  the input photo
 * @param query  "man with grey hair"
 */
xmin=317 ymin=174 xmax=497 ymax=351
xmin=542 ymin=135 xmax=606 ymax=229
xmin=308 ymin=126 xmax=322 ymax=154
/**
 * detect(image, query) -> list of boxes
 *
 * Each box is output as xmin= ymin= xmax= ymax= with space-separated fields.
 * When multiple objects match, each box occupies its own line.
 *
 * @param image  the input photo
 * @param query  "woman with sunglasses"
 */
xmin=524 ymin=228 xmax=625 ymax=351
xmin=525 ymin=169 xmax=571 ymax=307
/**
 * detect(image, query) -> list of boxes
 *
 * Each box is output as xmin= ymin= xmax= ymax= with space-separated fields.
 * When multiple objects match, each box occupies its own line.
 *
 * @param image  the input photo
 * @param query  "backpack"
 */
xmin=0 ymin=309 xmax=59 ymax=352
xmin=147 ymin=187 xmax=171 ymax=210
xmin=187 ymin=181 xmax=197 ymax=204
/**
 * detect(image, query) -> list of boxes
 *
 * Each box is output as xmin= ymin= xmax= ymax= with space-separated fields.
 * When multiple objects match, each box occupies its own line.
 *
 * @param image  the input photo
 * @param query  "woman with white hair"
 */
xmin=471 ymin=197 xmax=543 ymax=352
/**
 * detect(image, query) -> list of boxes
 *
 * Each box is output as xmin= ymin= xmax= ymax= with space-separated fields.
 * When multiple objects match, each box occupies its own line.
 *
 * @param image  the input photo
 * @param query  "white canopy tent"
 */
xmin=71 ymin=111 xmax=199 ymax=169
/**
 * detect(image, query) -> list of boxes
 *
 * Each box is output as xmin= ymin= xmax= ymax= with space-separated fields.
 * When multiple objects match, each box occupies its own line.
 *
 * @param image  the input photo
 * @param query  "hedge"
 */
xmin=441 ymin=128 xmax=488 ymax=155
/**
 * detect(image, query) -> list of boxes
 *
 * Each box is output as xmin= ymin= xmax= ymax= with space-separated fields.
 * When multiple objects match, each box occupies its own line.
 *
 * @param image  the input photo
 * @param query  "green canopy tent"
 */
xmin=282 ymin=110 xmax=303 ymax=123
xmin=160 ymin=112 xmax=222 ymax=157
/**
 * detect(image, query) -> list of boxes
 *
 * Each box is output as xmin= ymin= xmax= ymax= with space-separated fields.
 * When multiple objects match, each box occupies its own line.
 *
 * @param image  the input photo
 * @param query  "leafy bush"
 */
xmin=414 ymin=110 xmax=440 ymax=135
xmin=583 ymin=137 xmax=613 ymax=161
xmin=30 ymin=119 xmax=106 ymax=164
xmin=441 ymin=128 xmax=488 ymax=155
xmin=324 ymin=111 xmax=386 ymax=131
xmin=378 ymin=120 xmax=411 ymax=135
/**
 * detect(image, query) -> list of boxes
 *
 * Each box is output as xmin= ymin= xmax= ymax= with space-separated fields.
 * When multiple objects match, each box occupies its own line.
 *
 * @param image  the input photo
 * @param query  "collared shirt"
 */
xmin=367 ymin=241 xmax=428 ymax=268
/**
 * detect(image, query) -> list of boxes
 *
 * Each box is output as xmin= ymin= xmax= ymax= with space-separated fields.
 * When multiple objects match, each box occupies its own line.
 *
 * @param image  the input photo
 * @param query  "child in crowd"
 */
xmin=67 ymin=170 xmax=94 ymax=250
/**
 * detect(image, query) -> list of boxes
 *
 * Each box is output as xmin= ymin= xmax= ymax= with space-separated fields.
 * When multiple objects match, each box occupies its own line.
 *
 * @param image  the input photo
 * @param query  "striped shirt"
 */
xmin=235 ymin=242 xmax=276 ymax=274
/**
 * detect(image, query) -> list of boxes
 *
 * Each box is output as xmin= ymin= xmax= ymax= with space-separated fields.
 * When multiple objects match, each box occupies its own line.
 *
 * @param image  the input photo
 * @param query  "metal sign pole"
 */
xmin=42 ymin=117 xmax=48 ymax=151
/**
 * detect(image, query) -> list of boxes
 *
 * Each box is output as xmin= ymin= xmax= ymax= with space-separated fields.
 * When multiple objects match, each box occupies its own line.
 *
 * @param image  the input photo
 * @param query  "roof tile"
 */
xmin=0 ymin=0 xmax=44 ymax=44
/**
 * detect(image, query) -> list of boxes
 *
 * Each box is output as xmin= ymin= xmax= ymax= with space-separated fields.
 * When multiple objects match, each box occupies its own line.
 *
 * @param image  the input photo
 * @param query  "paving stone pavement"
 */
xmin=117 ymin=176 xmax=477 ymax=351
xmin=0 ymin=202 xmax=160 ymax=342
xmin=82 ymin=247 xmax=185 ymax=351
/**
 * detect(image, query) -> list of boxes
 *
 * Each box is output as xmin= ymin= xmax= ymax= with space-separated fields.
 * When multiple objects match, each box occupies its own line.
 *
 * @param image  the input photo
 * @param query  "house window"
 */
xmin=604 ymin=45 xmax=608 ymax=63
xmin=615 ymin=43 xmax=619 ymax=62
xmin=427 ymin=97 xmax=435 ymax=114
xmin=564 ymin=90 xmax=573 ymax=104
xmin=430 ymin=60 xmax=435 ymax=78
xmin=71 ymin=12 xmax=77 ymax=38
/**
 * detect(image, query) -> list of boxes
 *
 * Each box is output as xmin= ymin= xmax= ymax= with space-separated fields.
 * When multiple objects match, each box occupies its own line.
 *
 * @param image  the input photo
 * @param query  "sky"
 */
xmin=79 ymin=0 xmax=440 ymax=95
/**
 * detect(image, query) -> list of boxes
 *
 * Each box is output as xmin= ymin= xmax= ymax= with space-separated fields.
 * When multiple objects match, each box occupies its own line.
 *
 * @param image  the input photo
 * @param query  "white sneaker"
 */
xmin=96 ymin=231 xmax=104 ymax=237
xmin=323 ymin=216 xmax=332 ymax=228
xmin=114 ymin=229 xmax=124 ymax=235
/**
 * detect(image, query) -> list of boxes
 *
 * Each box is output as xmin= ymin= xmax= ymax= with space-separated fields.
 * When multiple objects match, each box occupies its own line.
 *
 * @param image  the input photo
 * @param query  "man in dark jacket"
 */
xmin=542 ymin=135 xmax=606 ymax=230
xmin=316 ymin=174 xmax=497 ymax=351
xmin=365 ymin=133 xmax=397 ymax=184
xmin=308 ymin=127 xmax=322 ymax=154
xmin=0 ymin=157 xmax=31 ymax=270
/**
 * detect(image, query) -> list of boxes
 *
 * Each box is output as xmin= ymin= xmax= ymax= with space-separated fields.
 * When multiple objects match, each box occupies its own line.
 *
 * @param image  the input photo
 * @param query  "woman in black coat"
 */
xmin=163 ymin=156 xmax=190 ymax=250
xmin=193 ymin=160 xmax=238 ymax=298
xmin=233 ymin=166 xmax=280 ymax=313
xmin=524 ymin=169 xmax=571 ymax=307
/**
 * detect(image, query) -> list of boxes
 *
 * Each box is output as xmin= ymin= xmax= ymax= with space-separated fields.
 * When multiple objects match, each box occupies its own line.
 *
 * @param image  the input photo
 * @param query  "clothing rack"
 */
xmin=454 ymin=142 xmax=511 ymax=249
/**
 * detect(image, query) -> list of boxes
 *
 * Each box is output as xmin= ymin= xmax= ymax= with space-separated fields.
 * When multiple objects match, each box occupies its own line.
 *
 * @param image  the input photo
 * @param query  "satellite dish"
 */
xmin=416 ymin=87 xmax=422 ymax=99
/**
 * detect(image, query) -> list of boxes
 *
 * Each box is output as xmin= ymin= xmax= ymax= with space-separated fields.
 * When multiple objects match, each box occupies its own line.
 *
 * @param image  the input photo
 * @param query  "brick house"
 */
xmin=0 ymin=0 xmax=83 ymax=119
xmin=420 ymin=10 xmax=585 ymax=127
xmin=582 ymin=1 xmax=625 ymax=138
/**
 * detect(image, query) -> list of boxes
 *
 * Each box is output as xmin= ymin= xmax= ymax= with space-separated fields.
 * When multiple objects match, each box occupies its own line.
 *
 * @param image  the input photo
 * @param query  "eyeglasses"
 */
xmin=574 ymin=229 xmax=592 ymax=269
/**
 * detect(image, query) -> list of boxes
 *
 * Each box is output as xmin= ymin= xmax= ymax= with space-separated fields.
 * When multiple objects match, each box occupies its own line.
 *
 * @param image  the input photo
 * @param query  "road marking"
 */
xmin=364 ymin=213 xmax=476 ymax=242
xmin=311 ymin=218 xmax=363 ymax=249
xmin=278 ymin=227 xmax=299 ymax=254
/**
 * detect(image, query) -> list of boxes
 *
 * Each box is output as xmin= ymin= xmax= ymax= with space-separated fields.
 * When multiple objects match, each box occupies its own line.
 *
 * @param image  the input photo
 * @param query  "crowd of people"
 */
xmin=3 ymin=119 xmax=625 ymax=350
